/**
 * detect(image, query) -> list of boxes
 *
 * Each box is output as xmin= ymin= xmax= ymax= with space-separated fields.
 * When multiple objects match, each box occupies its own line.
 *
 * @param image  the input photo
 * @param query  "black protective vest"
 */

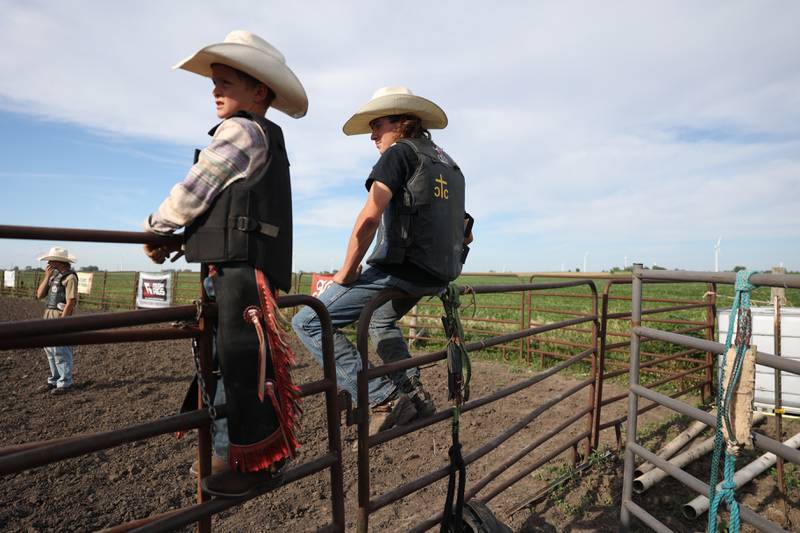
xmin=184 ymin=112 xmax=293 ymax=292
xmin=46 ymin=270 xmax=76 ymax=310
xmin=367 ymin=138 xmax=466 ymax=283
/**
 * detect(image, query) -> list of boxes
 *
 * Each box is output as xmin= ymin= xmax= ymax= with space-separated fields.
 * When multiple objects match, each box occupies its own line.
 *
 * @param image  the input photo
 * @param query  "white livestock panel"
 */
xmin=718 ymin=307 xmax=800 ymax=416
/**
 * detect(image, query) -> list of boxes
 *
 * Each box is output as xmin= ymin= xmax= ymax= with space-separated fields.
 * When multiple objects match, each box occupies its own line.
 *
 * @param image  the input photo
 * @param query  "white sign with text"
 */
xmin=136 ymin=272 xmax=173 ymax=308
xmin=77 ymin=272 xmax=93 ymax=295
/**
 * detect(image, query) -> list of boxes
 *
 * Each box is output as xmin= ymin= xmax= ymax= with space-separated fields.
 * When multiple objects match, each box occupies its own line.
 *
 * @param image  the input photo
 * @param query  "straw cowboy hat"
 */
xmin=37 ymin=247 xmax=76 ymax=263
xmin=342 ymin=86 xmax=448 ymax=135
xmin=173 ymin=30 xmax=308 ymax=118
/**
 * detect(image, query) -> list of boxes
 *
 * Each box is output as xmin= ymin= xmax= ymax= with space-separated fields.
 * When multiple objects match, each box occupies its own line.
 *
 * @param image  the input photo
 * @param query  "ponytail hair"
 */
xmin=387 ymin=114 xmax=431 ymax=139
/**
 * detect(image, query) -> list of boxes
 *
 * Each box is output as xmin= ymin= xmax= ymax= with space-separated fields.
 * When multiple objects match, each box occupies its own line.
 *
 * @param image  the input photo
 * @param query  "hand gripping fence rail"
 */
xmin=0 ymin=224 xmax=345 ymax=533
xmin=619 ymin=264 xmax=800 ymax=533
xmin=352 ymin=280 xmax=600 ymax=532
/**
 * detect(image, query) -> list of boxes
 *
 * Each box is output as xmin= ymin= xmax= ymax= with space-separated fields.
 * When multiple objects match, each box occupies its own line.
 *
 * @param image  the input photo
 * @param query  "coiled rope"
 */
xmin=707 ymin=270 xmax=758 ymax=533
xmin=440 ymin=284 xmax=472 ymax=533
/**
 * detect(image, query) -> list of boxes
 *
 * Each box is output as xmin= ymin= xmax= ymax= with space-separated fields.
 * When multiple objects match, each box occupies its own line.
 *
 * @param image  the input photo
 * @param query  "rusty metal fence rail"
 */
xmin=0 ymin=268 xmax=215 ymax=310
xmin=4 ymin=223 xmax=766 ymax=531
xmin=619 ymin=265 xmax=800 ymax=533
xmin=352 ymin=280 xmax=600 ymax=532
xmin=0 ymin=224 xmax=345 ymax=533
xmin=527 ymin=273 xmax=717 ymax=449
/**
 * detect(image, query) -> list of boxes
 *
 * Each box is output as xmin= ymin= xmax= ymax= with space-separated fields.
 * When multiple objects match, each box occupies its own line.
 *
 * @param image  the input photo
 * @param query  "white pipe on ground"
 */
xmin=635 ymin=415 xmax=712 ymax=477
xmin=634 ymin=435 xmax=717 ymax=494
xmin=682 ymin=430 xmax=800 ymax=520
xmin=633 ymin=412 xmax=767 ymax=494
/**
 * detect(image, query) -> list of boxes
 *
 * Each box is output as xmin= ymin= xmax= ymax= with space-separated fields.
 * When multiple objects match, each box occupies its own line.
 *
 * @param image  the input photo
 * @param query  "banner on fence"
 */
xmin=311 ymin=273 xmax=335 ymax=298
xmin=136 ymin=272 xmax=172 ymax=308
xmin=3 ymin=270 xmax=15 ymax=288
xmin=77 ymin=272 xmax=93 ymax=295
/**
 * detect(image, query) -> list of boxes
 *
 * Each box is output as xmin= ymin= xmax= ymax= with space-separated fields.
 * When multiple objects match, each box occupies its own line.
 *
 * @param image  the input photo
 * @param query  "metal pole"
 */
xmin=585 ymin=282 xmax=598 ymax=458
xmin=101 ymin=270 xmax=108 ymax=310
xmin=620 ymin=263 xmax=643 ymax=530
xmin=683 ymin=430 xmax=800 ymax=521
xmin=283 ymin=294 xmax=346 ymax=531
xmin=32 ymin=270 xmax=40 ymax=298
xmin=639 ymin=269 xmax=800 ymax=289
xmin=519 ymin=289 xmax=525 ymax=360
xmin=703 ymin=282 xmax=717 ymax=402
xmin=195 ymin=264 xmax=212 ymax=533
xmin=131 ymin=271 xmax=139 ymax=310
xmin=356 ymin=289 xmax=407 ymax=533
xmin=591 ymin=281 xmax=611 ymax=449
xmin=774 ymin=296 xmax=786 ymax=503
xmin=526 ymin=282 xmax=533 ymax=362
xmin=0 ymin=224 xmax=182 ymax=245
xmin=171 ymin=271 xmax=179 ymax=305
xmin=0 ymin=305 xmax=204 ymax=339
xmin=632 ymin=326 xmax=800 ymax=376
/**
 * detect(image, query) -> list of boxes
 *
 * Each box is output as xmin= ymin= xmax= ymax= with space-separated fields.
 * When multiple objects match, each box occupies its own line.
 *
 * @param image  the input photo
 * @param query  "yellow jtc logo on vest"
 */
xmin=434 ymin=175 xmax=449 ymax=199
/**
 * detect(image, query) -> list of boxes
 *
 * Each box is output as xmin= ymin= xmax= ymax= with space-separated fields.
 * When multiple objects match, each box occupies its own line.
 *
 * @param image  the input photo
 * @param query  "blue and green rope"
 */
xmin=707 ymin=270 xmax=758 ymax=533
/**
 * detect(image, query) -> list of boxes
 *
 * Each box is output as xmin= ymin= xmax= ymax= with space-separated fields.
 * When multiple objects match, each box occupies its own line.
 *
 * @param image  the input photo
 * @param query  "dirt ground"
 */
xmin=1 ymin=296 xmax=797 ymax=532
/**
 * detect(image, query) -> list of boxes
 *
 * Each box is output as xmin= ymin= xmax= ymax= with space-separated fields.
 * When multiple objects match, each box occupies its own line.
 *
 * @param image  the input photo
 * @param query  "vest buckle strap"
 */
xmin=233 ymin=216 xmax=280 ymax=238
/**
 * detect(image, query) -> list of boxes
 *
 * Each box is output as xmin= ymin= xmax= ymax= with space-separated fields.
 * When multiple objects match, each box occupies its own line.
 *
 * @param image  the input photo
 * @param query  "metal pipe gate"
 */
xmin=0 ymin=224 xmax=345 ymax=532
xmin=619 ymin=264 xmax=800 ymax=533
xmin=353 ymin=280 xmax=600 ymax=532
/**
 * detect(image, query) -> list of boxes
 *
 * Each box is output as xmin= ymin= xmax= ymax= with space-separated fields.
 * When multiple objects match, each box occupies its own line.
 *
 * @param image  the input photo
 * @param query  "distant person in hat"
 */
xmin=293 ymin=86 xmax=473 ymax=435
xmin=35 ymin=247 xmax=79 ymax=395
xmin=141 ymin=30 xmax=307 ymax=497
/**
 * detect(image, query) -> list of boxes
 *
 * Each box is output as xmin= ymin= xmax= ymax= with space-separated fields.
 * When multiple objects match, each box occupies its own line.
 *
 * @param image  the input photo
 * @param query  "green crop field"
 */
xmin=4 ymin=269 xmax=795 ymax=395
xmin=283 ymin=271 xmax=798 ymax=394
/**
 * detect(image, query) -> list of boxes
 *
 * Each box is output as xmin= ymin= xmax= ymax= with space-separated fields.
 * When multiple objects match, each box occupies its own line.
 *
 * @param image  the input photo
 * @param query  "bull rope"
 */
xmin=439 ymin=284 xmax=472 ymax=533
xmin=707 ymin=270 xmax=758 ymax=533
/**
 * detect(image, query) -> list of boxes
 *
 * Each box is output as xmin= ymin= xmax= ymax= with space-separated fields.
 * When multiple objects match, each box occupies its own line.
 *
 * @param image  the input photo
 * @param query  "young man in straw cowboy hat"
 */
xmin=142 ymin=30 xmax=306 ymax=497
xmin=293 ymin=86 xmax=473 ymax=435
xmin=35 ymin=246 xmax=79 ymax=395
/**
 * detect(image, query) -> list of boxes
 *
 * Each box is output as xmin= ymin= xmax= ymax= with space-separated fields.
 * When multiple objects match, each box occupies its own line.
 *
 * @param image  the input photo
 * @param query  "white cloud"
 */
xmin=0 ymin=1 xmax=798 ymax=272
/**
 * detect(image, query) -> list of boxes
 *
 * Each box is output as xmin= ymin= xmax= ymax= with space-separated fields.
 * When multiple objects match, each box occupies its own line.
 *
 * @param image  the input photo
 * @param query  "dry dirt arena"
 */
xmin=1 ymin=296 xmax=798 ymax=532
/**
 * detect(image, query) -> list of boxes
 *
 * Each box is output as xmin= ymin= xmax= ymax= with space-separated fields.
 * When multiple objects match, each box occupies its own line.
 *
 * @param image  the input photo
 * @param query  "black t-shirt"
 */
xmin=364 ymin=143 xmax=443 ymax=286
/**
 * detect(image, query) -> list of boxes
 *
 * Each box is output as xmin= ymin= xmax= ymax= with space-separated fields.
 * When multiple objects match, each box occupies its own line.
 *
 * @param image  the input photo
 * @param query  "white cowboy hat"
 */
xmin=342 ymin=86 xmax=448 ymax=135
xmin=173 ymin=30 xmax=308 ymax=119
xmin=37 ymin=247 xmax=76 ymax=263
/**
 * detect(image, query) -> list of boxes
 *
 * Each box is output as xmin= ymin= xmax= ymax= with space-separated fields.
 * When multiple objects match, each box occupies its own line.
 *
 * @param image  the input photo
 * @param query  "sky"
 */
xmin=0 ymin=1 xmax=798 ymax=274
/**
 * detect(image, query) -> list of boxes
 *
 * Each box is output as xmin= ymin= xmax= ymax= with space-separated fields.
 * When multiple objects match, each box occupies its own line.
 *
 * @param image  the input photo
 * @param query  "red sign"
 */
xmin=142 ymin=279 xmax=168 ymax=300
xmin=310 ymin=274 xmax=335 ymax=298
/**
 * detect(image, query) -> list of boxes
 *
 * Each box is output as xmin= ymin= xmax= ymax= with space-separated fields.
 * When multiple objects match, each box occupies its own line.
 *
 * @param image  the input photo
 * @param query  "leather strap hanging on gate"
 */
xmin=439 ymin=284 xmax=471 ymax=533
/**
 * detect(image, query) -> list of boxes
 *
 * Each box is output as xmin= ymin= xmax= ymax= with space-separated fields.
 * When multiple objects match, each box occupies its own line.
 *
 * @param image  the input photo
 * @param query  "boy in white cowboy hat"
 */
xmin=293 ymin=86 xmax=473 ymax=435
xmin=142 ymin=30 xmax=306 ymax=497
xmin=35 ymin=246 xmax=79 ymax=395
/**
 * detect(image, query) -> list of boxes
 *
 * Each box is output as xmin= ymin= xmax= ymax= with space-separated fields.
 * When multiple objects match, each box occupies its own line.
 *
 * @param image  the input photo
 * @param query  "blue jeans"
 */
xmin=212 ymin=380 xmax=229 ymax=459
xmin=44 ymin=345 xmax=73 ymax=389
xmin=203 ymin=276 xmax=229 ymax=460
xmin=292 ymin=267 xmax=442 ymax=408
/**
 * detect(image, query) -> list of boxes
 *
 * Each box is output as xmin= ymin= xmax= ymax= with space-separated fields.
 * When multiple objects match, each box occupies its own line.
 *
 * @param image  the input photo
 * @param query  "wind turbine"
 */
xmin=583 ymin=251 xmax=589 ymax=273
xmin=714 ymin=237 xmax=721 ymax=272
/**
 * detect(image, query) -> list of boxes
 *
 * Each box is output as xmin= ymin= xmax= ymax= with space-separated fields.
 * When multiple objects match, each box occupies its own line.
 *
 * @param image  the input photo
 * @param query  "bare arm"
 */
xmin=143 ymin=118 xmax=264 ymax=263
xmin=333 ymin=181 xmax=393 ymax=285
xmin=61 ymin=298 xmax=77 ymax=318
xmin=61 ymin=275 xmax=78 ymax=317
xmin=36 ymin=265 xmax=54 ymax=299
